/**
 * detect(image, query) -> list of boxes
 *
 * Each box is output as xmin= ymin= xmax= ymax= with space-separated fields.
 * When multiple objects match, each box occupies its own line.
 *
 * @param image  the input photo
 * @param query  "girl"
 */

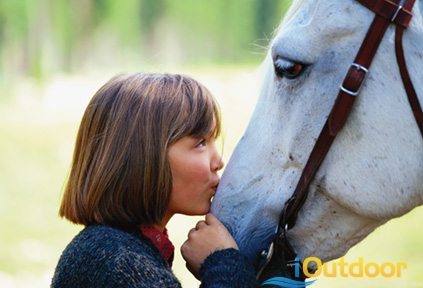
xmin=52 ymin=73 xmax=256 ymax=287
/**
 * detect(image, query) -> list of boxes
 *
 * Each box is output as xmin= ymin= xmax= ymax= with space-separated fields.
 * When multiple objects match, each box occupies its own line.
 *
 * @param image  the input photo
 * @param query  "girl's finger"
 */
xmin=195 ymin=220 xmax=207 ymax=230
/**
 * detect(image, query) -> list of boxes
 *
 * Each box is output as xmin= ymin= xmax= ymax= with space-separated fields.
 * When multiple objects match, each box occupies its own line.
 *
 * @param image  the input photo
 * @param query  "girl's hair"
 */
xmin=59 ymin=73 xmax=221 ymax=229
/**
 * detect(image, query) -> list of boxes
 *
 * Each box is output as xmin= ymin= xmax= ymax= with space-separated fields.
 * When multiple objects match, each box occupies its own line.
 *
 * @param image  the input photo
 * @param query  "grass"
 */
xmin=0 ymin=67 xmax=422 ymax=287
xmin=0 ymin=113 xmax=81 ymax=282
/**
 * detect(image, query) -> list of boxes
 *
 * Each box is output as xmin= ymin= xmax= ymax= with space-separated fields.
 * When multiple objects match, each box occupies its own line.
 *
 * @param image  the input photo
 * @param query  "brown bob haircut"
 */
xmin=60 ymin=73 xmax=221 ymax=229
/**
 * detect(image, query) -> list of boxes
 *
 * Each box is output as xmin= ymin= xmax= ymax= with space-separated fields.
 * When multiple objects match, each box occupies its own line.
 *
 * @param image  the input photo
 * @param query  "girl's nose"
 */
xmin=217 ymin=157 xmax=225 ymax=171
xmin=214 ymin=157 xmax=224 ymax=172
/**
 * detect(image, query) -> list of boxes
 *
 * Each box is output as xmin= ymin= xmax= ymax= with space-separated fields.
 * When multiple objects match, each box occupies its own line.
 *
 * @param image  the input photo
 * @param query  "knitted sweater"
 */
xmin=51 ymin=225 xmax=256 ymax=287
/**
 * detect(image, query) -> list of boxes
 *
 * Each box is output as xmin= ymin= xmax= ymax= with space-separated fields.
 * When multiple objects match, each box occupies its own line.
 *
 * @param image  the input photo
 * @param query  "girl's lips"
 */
xmin=210 ymin=178 xmax=219 ymax=188
xmin=210 ymin=183 xmax=219 ymax=195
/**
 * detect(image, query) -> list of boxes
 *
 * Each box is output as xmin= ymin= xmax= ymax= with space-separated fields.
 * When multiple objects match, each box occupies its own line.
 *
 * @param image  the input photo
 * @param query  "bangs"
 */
xmin=183 ymin=97 xmax=221 ymax=139
xmin=168 ymin=76 xmax=221 ymax=143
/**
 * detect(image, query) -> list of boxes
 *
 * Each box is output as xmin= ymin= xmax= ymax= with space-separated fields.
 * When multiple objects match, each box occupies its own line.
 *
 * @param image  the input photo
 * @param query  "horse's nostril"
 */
xmin=274 ymin=57 xmax=307 ymax=79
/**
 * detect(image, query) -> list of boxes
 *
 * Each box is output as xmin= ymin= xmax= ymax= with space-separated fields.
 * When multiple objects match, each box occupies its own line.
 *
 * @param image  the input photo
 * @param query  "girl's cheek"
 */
xmin=192 ymin=164 xmax=209 ymax=177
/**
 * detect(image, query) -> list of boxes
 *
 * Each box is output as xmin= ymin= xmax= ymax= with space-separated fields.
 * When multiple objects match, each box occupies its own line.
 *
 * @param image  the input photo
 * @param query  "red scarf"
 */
xmin=139 ymin=224 xmax=175 ymax=267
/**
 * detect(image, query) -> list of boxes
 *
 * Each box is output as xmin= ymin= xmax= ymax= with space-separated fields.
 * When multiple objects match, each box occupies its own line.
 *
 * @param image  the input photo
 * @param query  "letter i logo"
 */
xmin=294 ymin=256 xmax=300 ymax=278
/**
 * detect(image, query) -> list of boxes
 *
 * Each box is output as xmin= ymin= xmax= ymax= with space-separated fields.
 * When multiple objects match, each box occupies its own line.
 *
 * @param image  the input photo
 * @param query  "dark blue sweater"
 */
xmin=51 ymin=225 xmax=256 ymax=287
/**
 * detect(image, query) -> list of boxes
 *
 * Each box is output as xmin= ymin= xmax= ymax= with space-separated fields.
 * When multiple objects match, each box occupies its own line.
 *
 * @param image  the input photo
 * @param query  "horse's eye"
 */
xmin=274 ymin=57 xmax=306 ymax=79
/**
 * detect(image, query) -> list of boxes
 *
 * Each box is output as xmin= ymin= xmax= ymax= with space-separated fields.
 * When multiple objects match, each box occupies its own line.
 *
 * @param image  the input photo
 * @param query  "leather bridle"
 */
xmin=256 ymin=0 xmax=423 ymax=284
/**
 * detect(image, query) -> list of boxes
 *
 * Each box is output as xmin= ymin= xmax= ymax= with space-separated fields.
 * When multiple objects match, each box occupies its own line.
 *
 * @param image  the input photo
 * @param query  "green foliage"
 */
xmin=159 ymin=0 xmax=290 ymax=63
xmin=103 ymin=0 xmax=141 ymax=45
xmin=0 ymin=0 xmax=291 ymax=80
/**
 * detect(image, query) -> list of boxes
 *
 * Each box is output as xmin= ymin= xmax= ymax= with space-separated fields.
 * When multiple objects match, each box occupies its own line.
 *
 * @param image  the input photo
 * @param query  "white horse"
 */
xmin=211 ymin=0 xmax=423 ymax=266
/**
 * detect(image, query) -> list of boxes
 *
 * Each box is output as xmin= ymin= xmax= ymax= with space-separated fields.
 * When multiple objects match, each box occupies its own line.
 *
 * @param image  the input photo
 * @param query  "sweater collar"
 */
xmin=139 ymin=224 xmax=175 ymax=267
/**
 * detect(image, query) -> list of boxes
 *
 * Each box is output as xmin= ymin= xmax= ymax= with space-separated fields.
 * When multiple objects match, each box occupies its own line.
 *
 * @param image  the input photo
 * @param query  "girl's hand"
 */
xmin=181 ymin=213 xmax=238 ymax=279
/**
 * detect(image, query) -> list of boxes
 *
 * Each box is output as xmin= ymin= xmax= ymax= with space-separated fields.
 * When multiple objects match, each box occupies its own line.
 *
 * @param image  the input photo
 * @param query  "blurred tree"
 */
xmin=0 ymin=0 xmax=291 ymax=81
xmin=103 ymin=0 xmax=141 ymax=46
xmin=51 ymin=0 xmax=76 ymax=72
xmin=255 ymin=0 xmax=288 ymax=41
xmin=0 ymin=0 xmax=33 ymax=76
xmin=140 ymin=0 xmax=165 ymax=34
xmin=139 ymin=0 xmax=165 ymax=60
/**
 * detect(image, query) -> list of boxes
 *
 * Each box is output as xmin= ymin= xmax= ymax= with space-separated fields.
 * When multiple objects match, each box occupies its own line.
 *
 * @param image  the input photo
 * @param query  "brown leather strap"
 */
xmin=357 ymin=0 xmax=413 ymax=28
xmin=280 ymin=0 xmax=420 ymax=230
xmin=394 ymin=2 xmax=423 ymax=136
xmin=329 ymin=13 xmax=392 ymax=135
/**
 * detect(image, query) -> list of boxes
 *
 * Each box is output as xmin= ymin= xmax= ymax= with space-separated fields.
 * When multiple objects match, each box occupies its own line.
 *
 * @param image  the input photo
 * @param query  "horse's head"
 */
xmin=212 ymin=0 xmax=423 ymax=265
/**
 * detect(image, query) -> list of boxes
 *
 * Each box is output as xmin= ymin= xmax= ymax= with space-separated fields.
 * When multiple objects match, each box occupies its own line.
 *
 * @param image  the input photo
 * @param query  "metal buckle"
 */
xmin=391 ymin=5 xmax=403 ymax=22
xmin=256 ymin=241 xmax=275 ymax=280
xmin=256 ymin=223 xmax=286 ymax=279
xmin=340 ymin=63 xmax=369 ymax=96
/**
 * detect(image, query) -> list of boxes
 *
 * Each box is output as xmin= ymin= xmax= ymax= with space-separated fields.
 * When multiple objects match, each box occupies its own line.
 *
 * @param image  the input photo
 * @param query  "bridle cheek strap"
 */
xmin=358 ymin=0 xmax=413 ymax=28
xmin=359 ymin=0 xmax=422 ymax=136
xmin=284 ymin=1 xmax=397 ymax=231
xmin=395 ymin=24 xmax=423 ymax=135
xmin=360 ymin=0 xmax=423 ymax=137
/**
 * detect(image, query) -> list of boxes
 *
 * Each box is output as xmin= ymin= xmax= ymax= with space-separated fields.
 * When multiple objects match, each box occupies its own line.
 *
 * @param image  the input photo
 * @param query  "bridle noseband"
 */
xmin=256 ymin=0 xmax=423 ymax=285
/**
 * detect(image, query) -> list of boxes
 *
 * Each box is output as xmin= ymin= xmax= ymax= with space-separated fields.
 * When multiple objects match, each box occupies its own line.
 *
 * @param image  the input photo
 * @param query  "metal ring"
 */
xmin=351 ymin=63 xmax=369 ymax=73
xmin=391 ymin=5 xmax=403 ymax=22
xmin=340 ymin=85 xmax=360 ymax=96
xmin=339 ymin=63 xmax=369 ymax=96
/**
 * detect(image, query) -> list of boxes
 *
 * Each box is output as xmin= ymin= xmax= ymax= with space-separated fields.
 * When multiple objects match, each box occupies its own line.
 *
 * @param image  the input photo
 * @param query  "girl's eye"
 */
xmin=195 ymin=139 xmax=206 ymax=148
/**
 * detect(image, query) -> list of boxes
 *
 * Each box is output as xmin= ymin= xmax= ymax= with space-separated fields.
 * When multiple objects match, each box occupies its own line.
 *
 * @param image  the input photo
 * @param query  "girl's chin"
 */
xmin=189 ymin=204 xmax=212 ymax=216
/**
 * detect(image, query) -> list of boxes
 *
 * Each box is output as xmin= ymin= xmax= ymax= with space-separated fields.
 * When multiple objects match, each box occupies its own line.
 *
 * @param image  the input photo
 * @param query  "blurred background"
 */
xmin=0 ymin=0 xmax=421 ymax=287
